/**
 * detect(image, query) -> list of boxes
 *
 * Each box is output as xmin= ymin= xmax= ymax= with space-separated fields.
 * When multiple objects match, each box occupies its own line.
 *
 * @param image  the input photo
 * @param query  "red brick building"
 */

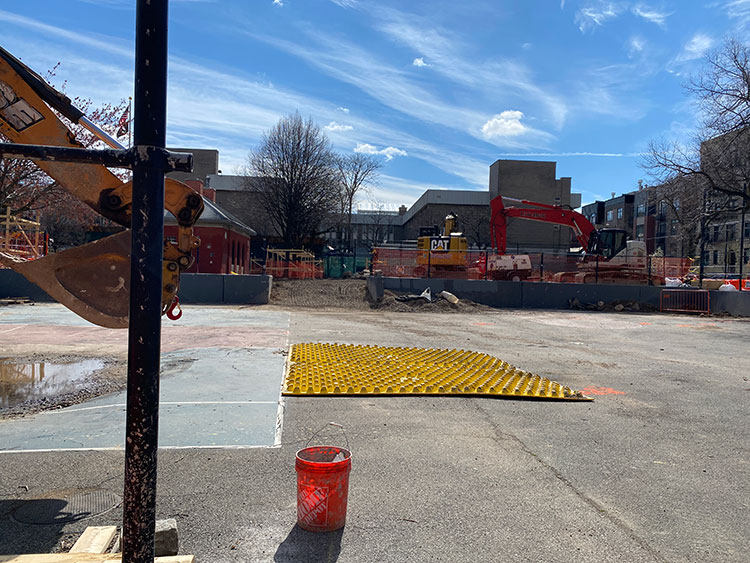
xmin=165 ymin=192 xmax=256 ymax=274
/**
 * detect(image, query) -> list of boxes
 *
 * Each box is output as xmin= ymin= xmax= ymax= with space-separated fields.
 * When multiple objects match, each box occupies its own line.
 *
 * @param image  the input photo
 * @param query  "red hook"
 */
xmin=166 ymin=295 xmax=182 ymax=320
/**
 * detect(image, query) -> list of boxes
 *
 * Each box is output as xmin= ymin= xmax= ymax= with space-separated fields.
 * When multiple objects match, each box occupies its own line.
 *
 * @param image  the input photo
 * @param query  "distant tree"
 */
xmin=335 ymin=153 xmax=381 ymax=248
xmin=246 ymin=112 xmax=339 ymax=247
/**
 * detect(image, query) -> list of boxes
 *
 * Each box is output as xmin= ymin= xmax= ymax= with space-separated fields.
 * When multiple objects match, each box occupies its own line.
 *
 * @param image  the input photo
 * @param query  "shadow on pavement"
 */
xmin=274 ymin=524 xmax=343 ymax=562
xmin=0 ymin=498 xmax=78 ymax=555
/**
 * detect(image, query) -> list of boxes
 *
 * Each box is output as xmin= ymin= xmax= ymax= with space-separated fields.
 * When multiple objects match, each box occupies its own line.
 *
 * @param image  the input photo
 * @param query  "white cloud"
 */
xmin=273 ymin=0 xmax=283 ymax=6
xmin=632 ymin=5 xmax=672 ymax=27
xmin=412 ymin=57 xmax=428 ymax=67
xmin=337 ymin=106 xmax=350 ymax=113
xmin=575 ymin=2 xmax=622 ymax=32
xmin=354 ymin=143 xmax=407 ymax=160
xmin=627 ymin=35 xmax=645 ymax=57
xmin=325 ymin=121 xmax=353 ymax=131
xmin=330 ymin=0 xmax=357 ymax=7
xmin=481 ymin=111 xmax=527 ymax=139
xmin=676 ymin=33 xmax=714 ymax=62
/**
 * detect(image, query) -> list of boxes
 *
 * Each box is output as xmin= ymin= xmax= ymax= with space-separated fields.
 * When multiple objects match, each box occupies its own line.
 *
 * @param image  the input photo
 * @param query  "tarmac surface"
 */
xmin=0 ymin=303 xmax=748 ymax=562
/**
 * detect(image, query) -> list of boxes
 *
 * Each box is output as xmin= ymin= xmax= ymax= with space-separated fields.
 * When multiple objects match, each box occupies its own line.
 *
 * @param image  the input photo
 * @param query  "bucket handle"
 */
xmin=305 ymin=422 xmax=350 ymax=452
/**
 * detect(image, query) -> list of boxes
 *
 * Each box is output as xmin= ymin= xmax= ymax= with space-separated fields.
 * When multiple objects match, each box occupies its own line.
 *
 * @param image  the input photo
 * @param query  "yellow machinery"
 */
xmin=416 ymin=212 xmax=468 ymax=269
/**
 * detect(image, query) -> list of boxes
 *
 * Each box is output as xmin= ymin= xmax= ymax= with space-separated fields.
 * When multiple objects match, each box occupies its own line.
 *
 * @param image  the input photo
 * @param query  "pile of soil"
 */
xmin=270 ymin=278 xmax=493 ymax=313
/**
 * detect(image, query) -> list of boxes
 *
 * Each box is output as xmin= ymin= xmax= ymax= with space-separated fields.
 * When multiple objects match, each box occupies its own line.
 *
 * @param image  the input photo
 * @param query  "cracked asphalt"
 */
xmin=1 ymin=305 xmax=748 ymax=562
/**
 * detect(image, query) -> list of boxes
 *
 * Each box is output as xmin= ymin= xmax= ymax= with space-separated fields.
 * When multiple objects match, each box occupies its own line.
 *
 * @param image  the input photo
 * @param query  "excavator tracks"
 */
xmin=283 ymin=343 xmax=592 ymax=401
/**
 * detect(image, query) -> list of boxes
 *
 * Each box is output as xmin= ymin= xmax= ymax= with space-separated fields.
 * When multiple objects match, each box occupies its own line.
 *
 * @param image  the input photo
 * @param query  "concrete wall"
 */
xmin=0 ymin=270 xmax=271 ymax=306
xmin=381 ymin=276 xmax=750 ymax=316
xmin=0 ymin=269 xmax=54 ymax=302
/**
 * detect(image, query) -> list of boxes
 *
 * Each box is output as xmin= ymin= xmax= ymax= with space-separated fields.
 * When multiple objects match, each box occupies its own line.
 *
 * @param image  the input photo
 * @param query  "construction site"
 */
xmin=1 ymin=6 xmax=749 ymax=563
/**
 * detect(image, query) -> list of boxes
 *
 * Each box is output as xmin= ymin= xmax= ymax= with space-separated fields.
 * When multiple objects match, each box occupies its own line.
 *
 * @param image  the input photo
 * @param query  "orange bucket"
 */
xmin=295 ymin=445 xmax=352 ymax=532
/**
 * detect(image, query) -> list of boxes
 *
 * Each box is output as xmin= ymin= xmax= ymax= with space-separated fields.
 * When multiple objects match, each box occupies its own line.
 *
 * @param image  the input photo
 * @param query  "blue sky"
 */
xmin=1 ymin=1 xmax=749 ymax=210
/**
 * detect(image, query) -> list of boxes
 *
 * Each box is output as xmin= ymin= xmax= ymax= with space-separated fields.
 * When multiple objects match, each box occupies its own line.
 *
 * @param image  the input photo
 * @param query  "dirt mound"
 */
xmin=270 ymin=279 xmax=492 ymax=313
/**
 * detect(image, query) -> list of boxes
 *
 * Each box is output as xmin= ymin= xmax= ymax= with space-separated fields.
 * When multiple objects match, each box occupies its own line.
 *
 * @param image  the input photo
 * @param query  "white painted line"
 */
xmin=0 ymin=325 xmax=23 ymax=334
xmin=0 ymin=444 xmax=282 ymax=454
xmin=58 ymin=401 xmax=278 ymax=413
xmin=274 ymin=314 xmax=291 ymax=447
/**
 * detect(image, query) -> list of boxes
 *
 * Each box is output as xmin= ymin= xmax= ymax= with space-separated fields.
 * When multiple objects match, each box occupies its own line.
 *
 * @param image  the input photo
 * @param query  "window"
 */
xmin=729 ymin=251 xmax=737 ymax=265
xmin=606 ymin=210 xmax=613 ymax=221
xmin=617 ymin=207 xmax=623 ymax=219
xmin=671 ymin=219 xmax=679 ymax=235
xmin=727 ymin=224 xmax=736 ymax=241
xmin=656 ymin=222 xmax=666 ymax=236
xmin=590 ymin=213 xmax=596 ymax=223
xmin=713 ymin=225 xmax=720 ymax=242
xmin=636 ymin=224 xmax=644 ymax=238
xmin=745 ymin=248 xmax=749 ymax=265
xmin=713 ymin=250 xmax=719 ymax=265
xmin=745 ymin=223 xmax=750 ymax=239
xmin=659 ymin=201 xmax=668 ymax=216
xmin=636 ymin=203 xmax=646 ymax=217
xmin=702 ymin=250 xmax=709 ymax=265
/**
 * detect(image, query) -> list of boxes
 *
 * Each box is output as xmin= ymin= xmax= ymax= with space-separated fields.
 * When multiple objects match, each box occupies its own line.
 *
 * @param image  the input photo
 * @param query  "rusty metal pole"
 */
xmin=122 ymin=1 xmax=169 ymax=561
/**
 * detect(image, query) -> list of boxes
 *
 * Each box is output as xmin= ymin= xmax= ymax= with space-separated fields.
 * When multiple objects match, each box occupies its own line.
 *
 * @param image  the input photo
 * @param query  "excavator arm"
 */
xmin=490 ymin=195 xmax=595 ymax=254
xmin=0 ymin=46 xmax=203 ymax=328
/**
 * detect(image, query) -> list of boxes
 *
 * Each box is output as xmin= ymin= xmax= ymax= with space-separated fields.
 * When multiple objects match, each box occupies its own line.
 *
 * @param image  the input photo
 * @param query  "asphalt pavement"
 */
xmin=0 ymin=304 xmax=748 ymax=562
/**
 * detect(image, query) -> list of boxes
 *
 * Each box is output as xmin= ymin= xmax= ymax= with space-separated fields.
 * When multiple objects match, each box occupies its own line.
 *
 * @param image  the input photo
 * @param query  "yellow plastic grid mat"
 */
xmin=283 ymin=343 xmax=592 ymax=401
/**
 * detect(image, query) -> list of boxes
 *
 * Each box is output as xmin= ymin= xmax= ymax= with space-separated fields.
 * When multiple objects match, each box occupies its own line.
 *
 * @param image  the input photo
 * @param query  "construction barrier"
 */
xmin=0 ymin=207 xmax=47 ymax=266
xmin=660 ymin=289 xmax=710 ymax=314
xmin=261 ymin=249 xmax=323 ymax=279
xmin=373 ymin=247 xmax=693 ymax=284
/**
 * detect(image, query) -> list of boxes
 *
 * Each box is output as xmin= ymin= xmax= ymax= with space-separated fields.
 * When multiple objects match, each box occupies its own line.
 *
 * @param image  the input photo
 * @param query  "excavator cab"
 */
xmin=587 ymin=229 xmax=628 ymax=259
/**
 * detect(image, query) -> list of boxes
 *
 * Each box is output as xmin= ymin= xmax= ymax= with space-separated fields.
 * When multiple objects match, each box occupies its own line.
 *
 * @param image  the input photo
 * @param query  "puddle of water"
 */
xmin=0 ymin=359 xmax=105 ymax=409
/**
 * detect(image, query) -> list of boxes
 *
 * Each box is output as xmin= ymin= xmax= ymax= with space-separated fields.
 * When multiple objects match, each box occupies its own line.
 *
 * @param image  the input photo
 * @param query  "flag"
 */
xmin=116 ymin=107 xmax=129 ymax=137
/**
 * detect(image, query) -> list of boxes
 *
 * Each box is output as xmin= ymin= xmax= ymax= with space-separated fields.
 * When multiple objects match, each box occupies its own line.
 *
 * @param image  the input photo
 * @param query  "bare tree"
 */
xmin=246 ymin=112 xmax=339 ymax=247
xmin=335 ymin=153 xmax=381 ymax=249
xmin=643 ymin=39 xmax=750 ymax=209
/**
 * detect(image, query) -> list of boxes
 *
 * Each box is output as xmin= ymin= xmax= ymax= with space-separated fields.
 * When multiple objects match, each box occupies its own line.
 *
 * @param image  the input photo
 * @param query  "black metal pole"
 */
xmin=740 ymin=200 xmax=746 ymax=291
xmin=699 ymin=190 xmax=706 ymax=288
xmin=122 ymin=1 xmax=169 ymax=562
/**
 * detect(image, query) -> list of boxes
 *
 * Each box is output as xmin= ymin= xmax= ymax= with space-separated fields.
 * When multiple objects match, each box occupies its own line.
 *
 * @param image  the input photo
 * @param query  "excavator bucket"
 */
xmin=0 ymin=230 xmax=131 ymax=328
xmin=0 ymin=46 xmax=202 ymax=328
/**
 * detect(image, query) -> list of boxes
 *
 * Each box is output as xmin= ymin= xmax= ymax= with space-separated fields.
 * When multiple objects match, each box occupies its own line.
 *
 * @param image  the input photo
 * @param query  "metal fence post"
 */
xmin=122 ymin=1 xmax=169 ymax=561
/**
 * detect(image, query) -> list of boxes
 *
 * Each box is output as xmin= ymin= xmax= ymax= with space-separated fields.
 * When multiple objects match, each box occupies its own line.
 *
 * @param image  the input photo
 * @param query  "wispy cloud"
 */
xmin=627 ymin=35 xmax=646 ymax=57
xmin=412 ymin=57 xmax=428 ymax=67
xmin=575 ymin=2 xmax=623 ymax=32
xmin=493 ymin=152 xmax=641 ymax=157
xmin=325 ymin=121 xmax=353 ymax=131
xmin=330 ymin=0 xmax=357 ymax=7
xmin=245 ymin=28 xmax=553 ymax=148
xmin=354 ymin=143 xmax=407 ymax=161
xmin=371 ymin=7 xmax=567 ymax=130
xmin=481 ymin=111 xmax=527 ymax=139
xmin=337 ymin=106 xmax=350 ymax=113
xmin=722 ymin=0 xmax=750 ymax=29
xmin=675 ymin=32 xmax=714 ymax=63
xmin=632 ymin=5 xmax=672 ymax=27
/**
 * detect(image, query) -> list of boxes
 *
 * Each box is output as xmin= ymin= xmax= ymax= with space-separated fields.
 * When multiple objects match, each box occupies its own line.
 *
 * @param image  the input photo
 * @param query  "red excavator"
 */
xmin=487 ymin=195 xmax=652 ymax=284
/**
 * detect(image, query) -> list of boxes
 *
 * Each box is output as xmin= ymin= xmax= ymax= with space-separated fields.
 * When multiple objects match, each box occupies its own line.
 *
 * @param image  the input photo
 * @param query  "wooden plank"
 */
xmin=69 ymin=526 xmax=118 ymax=554
xmin=0 ymin=555 xmax=194 ymax=563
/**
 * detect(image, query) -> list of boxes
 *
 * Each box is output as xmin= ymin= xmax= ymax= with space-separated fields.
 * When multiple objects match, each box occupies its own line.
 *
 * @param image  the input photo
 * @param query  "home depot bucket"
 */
xmin=295 ymin=445 xmax=352 ymax=532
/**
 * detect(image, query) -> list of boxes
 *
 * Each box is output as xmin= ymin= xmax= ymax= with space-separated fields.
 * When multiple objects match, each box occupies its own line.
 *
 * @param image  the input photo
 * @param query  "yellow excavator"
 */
xmin=0 ymin=46 xmax=203 ymax=328
xmin=416 ymin=212 xmax=468 ymax=271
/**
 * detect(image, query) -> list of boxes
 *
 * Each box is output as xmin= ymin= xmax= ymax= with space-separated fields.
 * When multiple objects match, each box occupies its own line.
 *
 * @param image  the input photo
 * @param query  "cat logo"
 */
xmin=430 ymin=237 xmax=450 ymax=252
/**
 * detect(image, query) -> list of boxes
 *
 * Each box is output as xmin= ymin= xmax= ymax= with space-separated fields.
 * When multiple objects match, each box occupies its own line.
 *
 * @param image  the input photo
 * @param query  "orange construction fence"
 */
xmin=260 ymin=249 xmax=323 ymax=279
